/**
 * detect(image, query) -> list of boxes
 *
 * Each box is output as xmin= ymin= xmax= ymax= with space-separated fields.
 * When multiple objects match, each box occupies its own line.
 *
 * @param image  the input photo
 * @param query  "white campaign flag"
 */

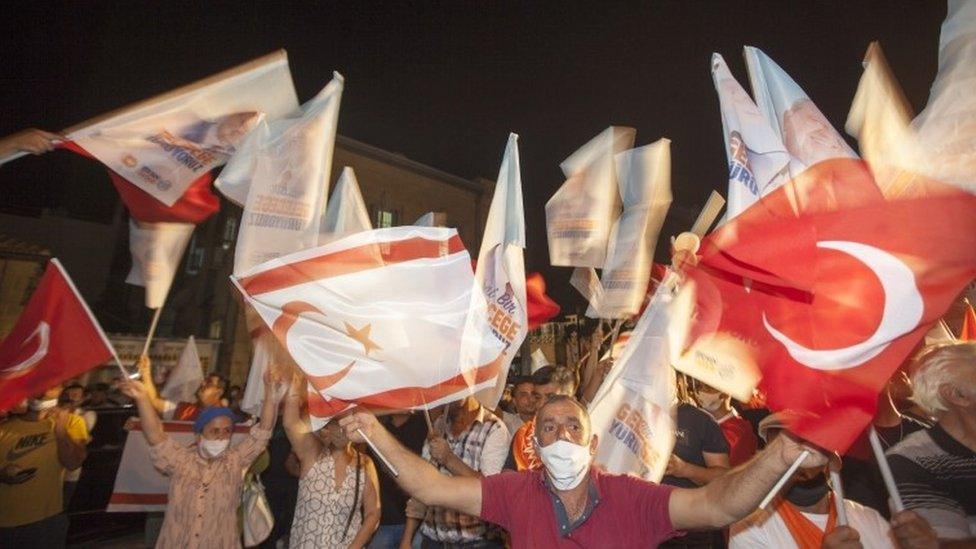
xmin=125 ymin=220 xmax=195 ymax=308
xmin=711 ymin=53 xmax=790 ymax=218
xmin=587 ymin=284 xmax=678 ymax=482
xmin=910 ymin=0 xmax=976 ymax=193
xmin=598 ymin=139 xmax=672 ymax=318
xmin=744 ymin=46 xmax=857 ymax=177
xmin=321 ymin=167 xmax=372 ymax=244
xmin=160 ymin=336 xmax=204 ymax=403
xmin=232 ymin=226 xmax=506 ymax=428
xmin=221 ymin=73 xmax=344 ymax=275
xmin=546 ymin=126 xmax=635 ymax=267
xmin=468 ymin=134 xmax=528 ymax=408
xmin=70 ymin=51 xmax=298 ymax=206
xmin=570 ymin=267 xmax=605 ymax=318
xmin=845 ymin=42 xmax=916 ymax=187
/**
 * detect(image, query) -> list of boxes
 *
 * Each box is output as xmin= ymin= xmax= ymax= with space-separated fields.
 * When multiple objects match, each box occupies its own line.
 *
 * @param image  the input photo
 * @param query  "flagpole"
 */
xmin=828 ymin=467 xmax=849 ymax=526
xmin=758 ymin=449 xmax=810 ymax=510
xmin=359 ymin=429 xmax=399 ymax=478
xmin=868 ymin=427 xmax=904 ymax=512
xmin=140 ymin=307 xmax=163 ymax=358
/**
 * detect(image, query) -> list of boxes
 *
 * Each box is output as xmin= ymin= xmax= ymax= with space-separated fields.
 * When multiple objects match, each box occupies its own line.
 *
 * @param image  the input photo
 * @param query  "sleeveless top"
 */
xmin=290 ymin=450 xmax=365 ymax=548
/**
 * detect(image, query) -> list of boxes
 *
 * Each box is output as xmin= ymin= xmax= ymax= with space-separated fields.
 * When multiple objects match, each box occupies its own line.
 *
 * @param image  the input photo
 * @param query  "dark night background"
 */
xmin=0 ymin=1 xmax=947 ymax=311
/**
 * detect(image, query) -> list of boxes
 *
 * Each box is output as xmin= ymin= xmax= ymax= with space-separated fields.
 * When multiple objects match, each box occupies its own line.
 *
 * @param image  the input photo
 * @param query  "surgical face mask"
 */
xmin=28 ymin=398 xmax=58 ymax=412
xmin=535 ymin=438 xmax=592 ymax=491
xmin=695 ymin=392 xmax=725 ymax=412
xmin=785 ymin=472 xmax=829 ymax=507
xmin=198 ymin=438 xmax=231 ymax=459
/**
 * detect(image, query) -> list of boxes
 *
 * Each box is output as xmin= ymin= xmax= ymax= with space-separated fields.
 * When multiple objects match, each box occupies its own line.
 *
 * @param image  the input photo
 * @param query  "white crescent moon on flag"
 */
xmin=762 ymin=240 xmax=923 ymax=371
xmin=0 ymin=321 xmax=50 ymax=379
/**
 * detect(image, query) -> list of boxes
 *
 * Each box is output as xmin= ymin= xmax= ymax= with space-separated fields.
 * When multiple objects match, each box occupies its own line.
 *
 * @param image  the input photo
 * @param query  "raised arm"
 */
xmin=50 ymin=409 xmax=88 ymax=471
xmin=0 ymin=128 xmax=60 ymax=158
xmin=136 ymin=355 xmax=172 ymax=416
xmin=119 ymin=379 xmax=167 ymax=446
xmin=347 ymin=456 xmax=381 ymax=549
xmin=669 ymin=433 xmax=827 ymax=530
xmin=282 ymin=373 xmax=321 ymax=465
xmin=341 ymin=410 xmax=482 ymax=516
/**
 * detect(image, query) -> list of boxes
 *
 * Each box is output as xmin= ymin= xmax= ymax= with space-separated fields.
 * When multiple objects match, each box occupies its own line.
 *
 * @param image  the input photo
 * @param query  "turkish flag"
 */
xmin=526 ymin=272 xmax=560 ymax=330
xmin=0 ymin=260 xmax=115 ymax=411
xmin=58 ymin=141 xmax=219 ymax=224
xmin=684 ymin=158 xmax=976 ymax=452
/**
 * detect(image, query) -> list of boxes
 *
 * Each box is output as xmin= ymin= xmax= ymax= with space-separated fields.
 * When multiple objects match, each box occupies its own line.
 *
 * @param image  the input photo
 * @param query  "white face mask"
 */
xmin=696 ymin=391 xmax=725 ymax=412
xmin=535 ymin=438 xmax=592 ymax=491
xmin=28 ymin=398 xmax=58 ymax=412
xmin=199 ymin=438 xmax=231 ymax=459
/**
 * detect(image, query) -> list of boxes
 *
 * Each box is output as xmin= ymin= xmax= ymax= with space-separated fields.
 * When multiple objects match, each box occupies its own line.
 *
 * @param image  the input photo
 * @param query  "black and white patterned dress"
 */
xmin=290 ymin=451 xmax=364 ymax=548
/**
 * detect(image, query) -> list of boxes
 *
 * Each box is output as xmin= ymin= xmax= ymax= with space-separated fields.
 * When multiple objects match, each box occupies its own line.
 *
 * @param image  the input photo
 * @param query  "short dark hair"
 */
xmin=512 ymin=376 xmax=533 ymax=390
xmin=533 ymin=394 xmax=591 ymax=437
xmin=531 ymin=366 xmax=577 ymax=395
xmin=64 ymin=383 xmax=84 ymax=391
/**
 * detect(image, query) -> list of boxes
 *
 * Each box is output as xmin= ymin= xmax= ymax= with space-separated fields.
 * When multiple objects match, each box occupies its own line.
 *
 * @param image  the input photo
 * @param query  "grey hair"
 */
xmin=910 ymin=342 xmax=976 ymax=415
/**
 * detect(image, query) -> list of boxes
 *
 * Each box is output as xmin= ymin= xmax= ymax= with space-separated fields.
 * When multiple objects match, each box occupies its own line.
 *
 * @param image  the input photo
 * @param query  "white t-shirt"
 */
xmin=730 ymin=497 xmax=895 ymax=549
xmin=502 ymin=411 xmax=526 ymax=442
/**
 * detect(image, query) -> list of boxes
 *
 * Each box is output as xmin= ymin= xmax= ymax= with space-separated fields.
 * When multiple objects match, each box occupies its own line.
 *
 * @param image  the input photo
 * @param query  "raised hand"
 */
xmin=339 ymin=410 xmax=381 ymax=445
xmin=119 ymin=379 xmax=148 ymax=401
xmin=821 ymin=525 xmax=863 ymax=549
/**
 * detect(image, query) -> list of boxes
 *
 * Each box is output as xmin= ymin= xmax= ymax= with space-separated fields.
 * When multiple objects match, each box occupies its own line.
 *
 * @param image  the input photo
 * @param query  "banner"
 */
xmin=546 ymin=126 xmax=635 ymax=267
xmin=125 ymin=220 xmax=195 ymax=308
xmin=711 ymin=53 xmax=790 ymax=218
xmin=69 ymin=50 xmax=298 ymax=206
xmin=598 ymin=139 xmax=672 ymax=318
xmin=107 ymin=420 xmax=251 ymax=512
xmin=220 ymin=73 xmax=344 ymax=275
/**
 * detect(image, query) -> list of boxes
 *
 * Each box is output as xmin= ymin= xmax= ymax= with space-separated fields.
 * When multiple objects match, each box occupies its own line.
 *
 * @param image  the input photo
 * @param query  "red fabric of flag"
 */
xmin=684 ymin=158 xmax=976 ymax=452
xmin=58 ymin=141 xmax=219 ymax=224
xmin=0 ymin=260 xmax=114 ymax=411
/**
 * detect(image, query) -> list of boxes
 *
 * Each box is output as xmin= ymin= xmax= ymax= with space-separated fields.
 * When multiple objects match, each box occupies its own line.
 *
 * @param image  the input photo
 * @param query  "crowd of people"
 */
xmin=1 ymin=332 xmax=974 ymax=548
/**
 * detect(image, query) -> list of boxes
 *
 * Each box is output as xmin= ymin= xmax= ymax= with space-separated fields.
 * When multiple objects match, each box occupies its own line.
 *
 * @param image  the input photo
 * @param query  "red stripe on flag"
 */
xmin=306 ymin=354 xmax=504 ymax=418
xmin=109 ymin=492 xmax=168 ymax=505
xmin=239 ymin=235 xmax=466 ymax=295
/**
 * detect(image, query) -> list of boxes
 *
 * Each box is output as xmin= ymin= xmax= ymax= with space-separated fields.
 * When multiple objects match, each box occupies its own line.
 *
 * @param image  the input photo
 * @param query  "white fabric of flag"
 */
xmin=232 ymin=226 xmax=506 ymax=427
xmin=321 ymin=167 xmax=372 ymax=245
xmin=125 ymin=220 xmax=195 ymax=308
xmin=414 ymin=212 xmax=446 ymax=227
xmin=546 ymin=126 xmax=635 ymax=267
xmin=910 ymin=0 xmax=976 ymax=194
xmin=845 ymin=42 xmax=916 ymax=198
xmin=587 ymin=284 xmax=678 ymax=482
xmin=220 ymin=73 xmax=344 ymax=275
xmin=160 ymin=336 xmax=204 ymax=403
xmin=465 ymin=134 xmax=527 ymax=409
xmin=744 ymin=46 xmax=857 ymax=178
xmin=70 ymin=52 xmax=298 ymax=206
xmin=711 ymin=54 xmax=790 ymax=218
xmin=597 ymin=139 xmax=672 ymax=318
xmin=570 ymin=267 xmax=604 ymax=319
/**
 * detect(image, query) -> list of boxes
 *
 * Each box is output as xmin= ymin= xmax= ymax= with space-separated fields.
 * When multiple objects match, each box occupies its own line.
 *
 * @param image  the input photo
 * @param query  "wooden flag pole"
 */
xmin=869 ymin=427 xmax=905 ymax=512
xmin=140 ymin=307 xmax=163 ymax=359
xmin=357 ymin=428 xmax=399 ymax=478
xmin=828 ymin=468 xmax=849 ymax=526
xmin=759 ymin=449 xmax=810 ymax=510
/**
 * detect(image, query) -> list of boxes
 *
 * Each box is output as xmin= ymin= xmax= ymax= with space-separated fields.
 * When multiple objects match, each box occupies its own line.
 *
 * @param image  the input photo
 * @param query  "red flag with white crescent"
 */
xmin=0 ymin=259 xmax=114 ymax=411
xmin=683 ymin=158 xmax=976 ymax=452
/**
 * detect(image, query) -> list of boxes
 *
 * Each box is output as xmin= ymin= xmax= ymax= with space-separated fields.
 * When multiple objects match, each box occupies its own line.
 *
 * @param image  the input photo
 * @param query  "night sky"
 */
xmin=0 ymin=1 xmax=947 ymax=310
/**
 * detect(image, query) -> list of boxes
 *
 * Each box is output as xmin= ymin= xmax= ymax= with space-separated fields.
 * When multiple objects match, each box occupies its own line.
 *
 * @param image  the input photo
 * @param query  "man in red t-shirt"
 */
xmin=692 ymin=381 xmax=758 ymax=467
xmin=341 ymin=395 xmax=828 ymax=548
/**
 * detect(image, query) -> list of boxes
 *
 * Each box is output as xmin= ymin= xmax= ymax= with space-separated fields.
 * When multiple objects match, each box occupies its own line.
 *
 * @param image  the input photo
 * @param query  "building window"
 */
xmin=375 ymin=208 xmax=398 ymax=228
xmin=222 ymin=217 xmax=237 ymax=249
xmin=186 ymin=235 xmax=205 ymax=275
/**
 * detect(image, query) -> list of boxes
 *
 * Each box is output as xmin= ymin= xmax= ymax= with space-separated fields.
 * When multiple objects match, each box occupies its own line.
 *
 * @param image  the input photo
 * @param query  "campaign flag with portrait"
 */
xmin=67 ymin=50 xmax=298 ymax=207
xmin=125 ymin=220 xmax=195 ymax=308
